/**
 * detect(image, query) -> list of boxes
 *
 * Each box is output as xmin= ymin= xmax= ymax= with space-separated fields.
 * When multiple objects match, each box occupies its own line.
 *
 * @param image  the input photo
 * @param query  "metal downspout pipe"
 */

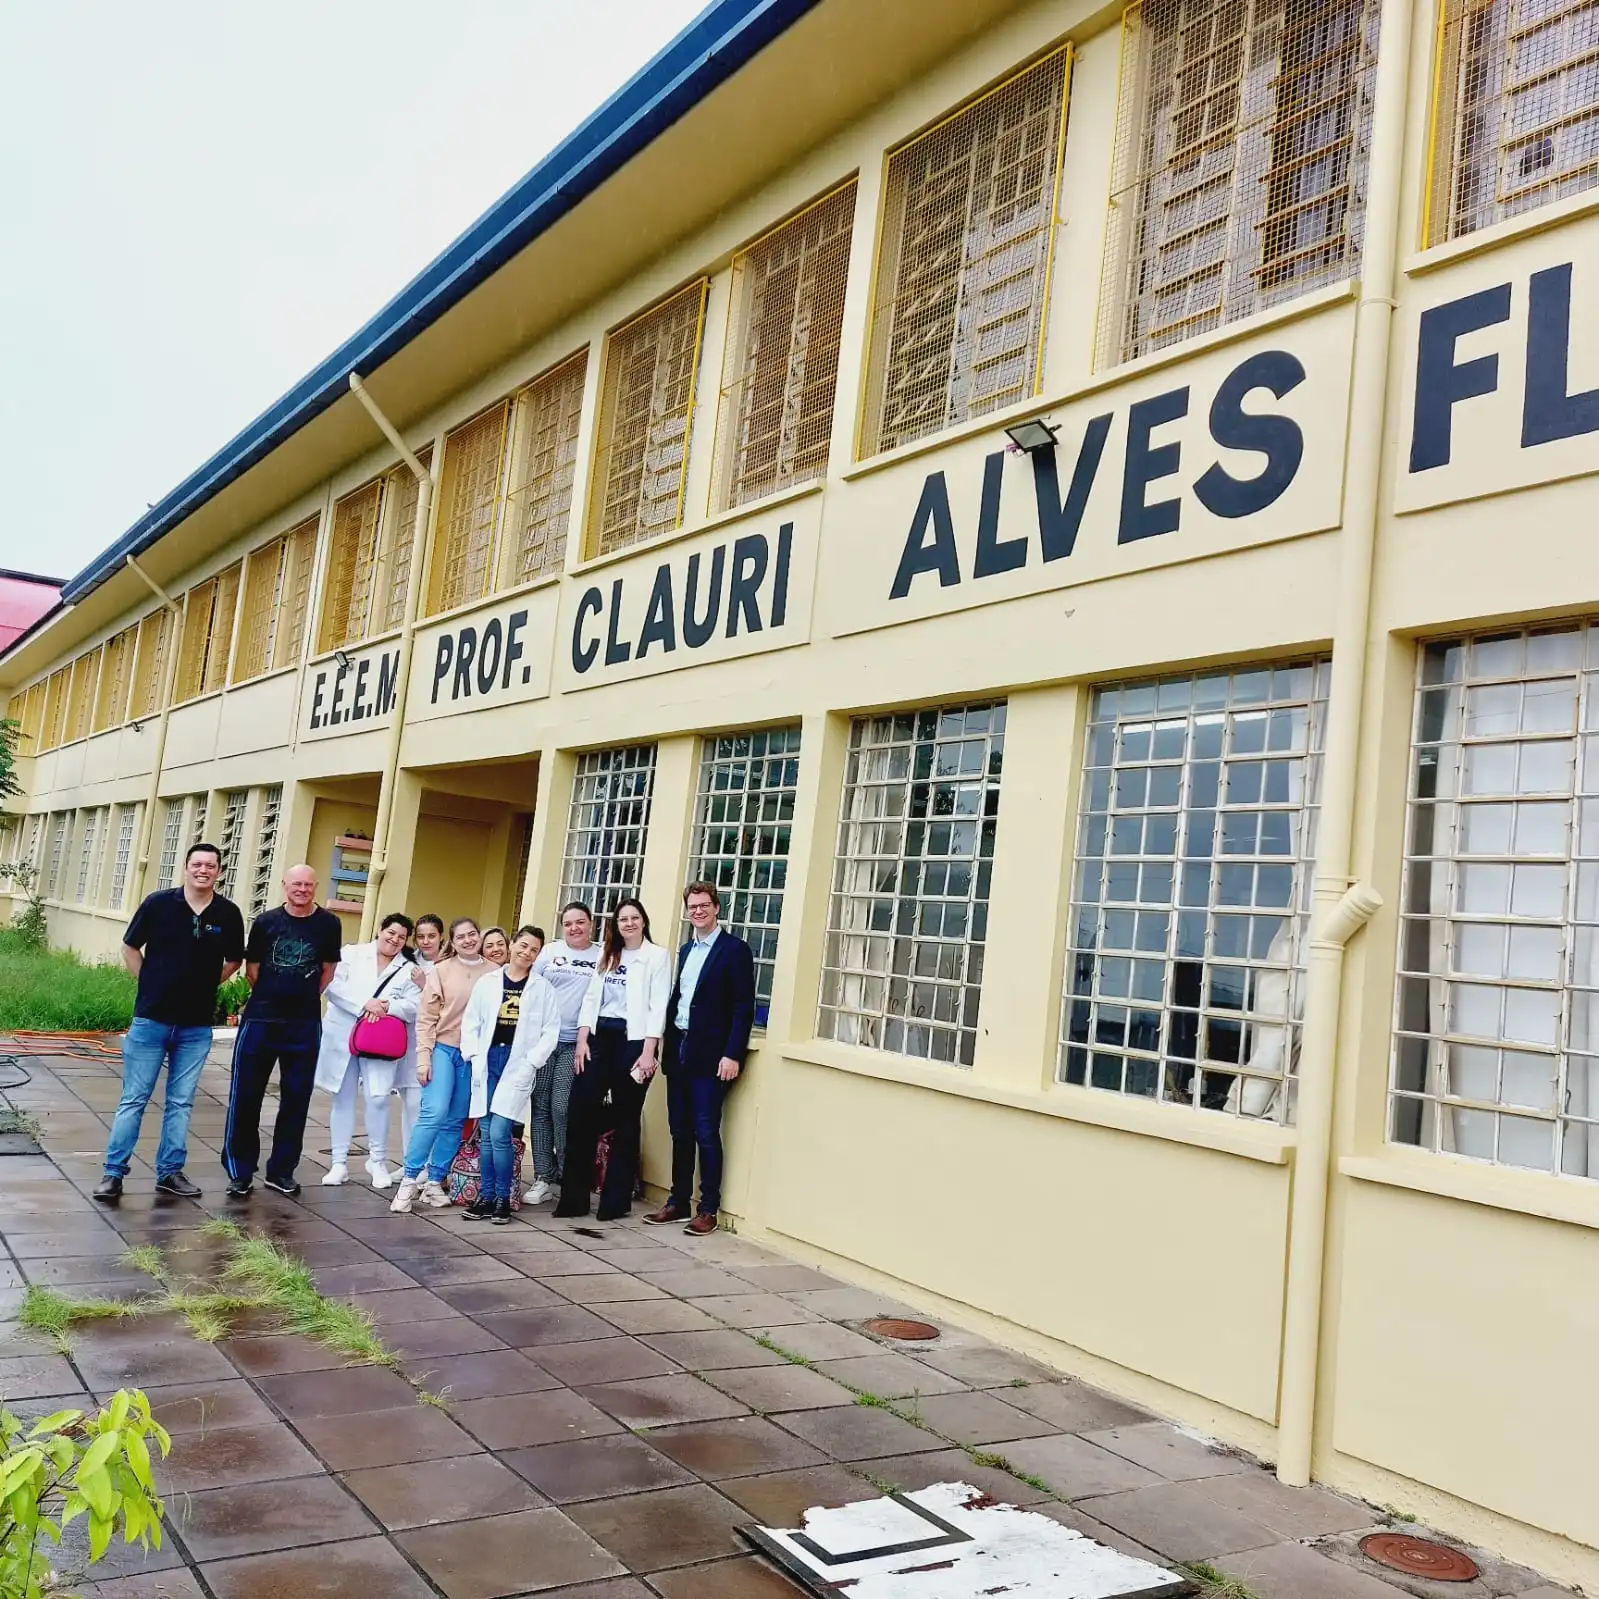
xmin=347 ymin=373 xmax=434 ymax=940
xmin=125 ymin=555 xmax=184 ymax=903
xmin=1275 ymin=0 xmax=1416 ymax=1489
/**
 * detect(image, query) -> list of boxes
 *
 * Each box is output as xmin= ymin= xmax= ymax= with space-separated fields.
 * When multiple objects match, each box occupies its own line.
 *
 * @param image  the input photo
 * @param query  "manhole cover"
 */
xmin=1360 ymin=1533 xmax=1480 ymax=1581
xmin=864 ymin=1317 xmax=940 ymax=1341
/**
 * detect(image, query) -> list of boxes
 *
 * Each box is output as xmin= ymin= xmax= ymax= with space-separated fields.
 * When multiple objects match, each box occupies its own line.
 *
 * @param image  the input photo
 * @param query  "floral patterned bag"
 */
xmin=446 ymin=1120 xmax=523 ymax=1209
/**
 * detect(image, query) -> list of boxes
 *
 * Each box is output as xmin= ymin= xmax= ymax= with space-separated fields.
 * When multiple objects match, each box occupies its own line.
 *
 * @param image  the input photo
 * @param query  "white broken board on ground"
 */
xmin=742 ymin=1481 xmax=1191 ymax=1596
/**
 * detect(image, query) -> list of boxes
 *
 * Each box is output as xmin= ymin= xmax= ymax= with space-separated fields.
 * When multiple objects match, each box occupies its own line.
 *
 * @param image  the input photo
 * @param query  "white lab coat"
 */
xmin=461 ymin=966 xmax=562 ymax=1119
xmin=576 ymin=939 xmax=672 ymax=1040
xmin=314 ymin=943 xmax=422 ymax=1097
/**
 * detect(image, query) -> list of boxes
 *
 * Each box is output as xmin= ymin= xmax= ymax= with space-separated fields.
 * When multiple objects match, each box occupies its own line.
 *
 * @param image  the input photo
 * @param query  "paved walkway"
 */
xmin=0 ymin=1045 xmax=1576 ymax=1599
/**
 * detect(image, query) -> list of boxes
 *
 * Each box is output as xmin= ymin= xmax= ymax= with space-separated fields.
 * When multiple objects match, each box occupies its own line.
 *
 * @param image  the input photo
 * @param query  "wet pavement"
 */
xmin=0 ymin=1044 xmax=1578 ymax=1599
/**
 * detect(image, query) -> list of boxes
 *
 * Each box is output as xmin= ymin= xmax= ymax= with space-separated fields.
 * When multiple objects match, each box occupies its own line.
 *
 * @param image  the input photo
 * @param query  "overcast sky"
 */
xmin=0 ymin=0 xmax=707 ymax=582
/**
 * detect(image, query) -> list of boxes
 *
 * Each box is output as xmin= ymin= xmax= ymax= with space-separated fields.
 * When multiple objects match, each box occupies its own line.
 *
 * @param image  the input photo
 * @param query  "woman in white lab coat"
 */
xmin=460 ymin=925 xmax=562 ymax=1221
xmin=314 ymin=913 xmax=423 ymax=1189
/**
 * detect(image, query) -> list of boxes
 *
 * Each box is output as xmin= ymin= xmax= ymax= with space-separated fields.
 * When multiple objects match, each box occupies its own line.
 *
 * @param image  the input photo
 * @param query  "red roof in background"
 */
xmin=0 ymin=571 xmax=63 ymax=654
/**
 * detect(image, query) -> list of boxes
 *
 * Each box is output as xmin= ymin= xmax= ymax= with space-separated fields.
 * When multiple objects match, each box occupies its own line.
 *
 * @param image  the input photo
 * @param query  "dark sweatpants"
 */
xmin=223 ymin=1017 xmax=320 ymax=1187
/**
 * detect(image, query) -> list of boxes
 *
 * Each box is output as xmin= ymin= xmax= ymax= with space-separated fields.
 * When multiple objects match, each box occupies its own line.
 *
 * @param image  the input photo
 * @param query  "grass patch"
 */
xmin=19 ymin=1283 xmax=133 ymax=1350
xmin=222 ymin=1234 xmax=393 ymax=1366
xmin=0 ymin=931 xmax=137 ymax=1030
xmin=200 ymin=1217 xmax=244 ymax=1243
xmin=754 ymin=1333 xmax=819 ymax=1371
xmin=122 ymin=1244 xmax=168 ymax=1280
xmin=0 ymin=1104 xmax=41 ymax=1137
xmin=854 ymin=1391 xmax=893 ymax=1409
xmin=1382 ymin=1504 xmax=1419 ymax=1524
xmin=1182 ymin=1562 xmax=1257 ymax=1599
xmin=416 ymin=1388 xmax=453 ymax=1410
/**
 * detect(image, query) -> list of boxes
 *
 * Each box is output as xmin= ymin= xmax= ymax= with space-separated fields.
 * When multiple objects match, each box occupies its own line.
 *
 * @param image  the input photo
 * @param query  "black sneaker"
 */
xmin=463 ymin=1199 xmax=494 ymax=1220
xmin=154 ymin=1171 xmax=202 ymax=1199
xmin=263 ymin=1176 xmax=301 ymax=1197
xmin=226 ymin=1179 xmax=253 ymax=1198
xmin=491 ymin=1199 xmax=512 ymax=1225
xmin=92 ymin=1175 xmax=123 ymax=1204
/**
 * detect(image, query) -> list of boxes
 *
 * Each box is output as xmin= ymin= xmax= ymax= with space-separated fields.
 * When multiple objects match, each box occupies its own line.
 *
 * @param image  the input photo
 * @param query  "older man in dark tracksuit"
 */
xmin=645 ymin=881 xmax=755 ymax=1236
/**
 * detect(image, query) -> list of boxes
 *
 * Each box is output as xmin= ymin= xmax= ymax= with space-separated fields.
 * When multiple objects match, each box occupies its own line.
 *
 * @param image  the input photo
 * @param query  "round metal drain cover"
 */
xmin=864 ymin=1317 xmax=940 ymax=1341
xmin=1360 ymin=1533 xmax=1480 ymax=1582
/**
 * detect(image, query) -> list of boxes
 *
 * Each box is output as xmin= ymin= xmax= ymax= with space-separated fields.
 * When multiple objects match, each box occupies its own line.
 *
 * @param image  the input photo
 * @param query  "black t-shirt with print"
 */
xmin=242 ymin=906 xmax=344 ymax=1021
xmin=493 ymin=973 xmax=527 ymax=1050
xmin=123 ymin=888 xmax=246 ymax=1027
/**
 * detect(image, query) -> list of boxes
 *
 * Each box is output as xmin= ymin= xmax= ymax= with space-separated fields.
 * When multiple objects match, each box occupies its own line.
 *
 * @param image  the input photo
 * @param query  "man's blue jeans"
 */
xmin=103 ymin=1018 xmax=214 ymax=1180
xmin=404 ymin=1043 xmax=472 ymax=1182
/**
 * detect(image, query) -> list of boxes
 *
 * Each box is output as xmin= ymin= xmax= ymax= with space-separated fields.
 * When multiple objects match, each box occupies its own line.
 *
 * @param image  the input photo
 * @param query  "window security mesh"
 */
xmin=218 ymin=790 xmax=248 ymax=900
xmin=589 ymin=282 xmax=709 ymax=558
xmin=688 ymin=727 xmax=803 ymax=1026
xmin=505 ymin=352 xmax=588 ymax=584
xmin=176 ymin=565 xmax=241 ymax=702
xmin=130 ymin=610 xmax=172 ymax=721
xmin=1064 ymin=663 xmax=1328 ymax=1121
xmin=64 ymin=650 xmax=98 ymax=744
xmin=45 ymin=813 xmax=68 ymax=899
xmin=430 ymin=405 xmax=511 ymax=617
xmin=18 ymin=682 xmax=44 ymax=746
xmin=251 ymin=785 xmax=282 ymax=918
xmin=236 ymin=520 xmax=317 ymax=681
xmin=861 ymin=50 xmax=1070 ymax=457
xmin=75 ymin=809 xmax=102 ymax=904
xmin=1096 ymin=0 xmax=1380 ymax=367
xmin=714 ymin=185 xmax=856 ymax=510
xmin=41 ymin=668 xmax=67 ymax=751
xmin=820 ymin=704 xmax=1005 ymax=1067
xmin=559 ymin=746 xmax=658 ymax=929
xmin=94 ymin=627 xmax=136 ymax=732
xmin=157 ymin=800 xmax=185 ymax=892
xmin=109 ymin=805 xmax=138 ymax=912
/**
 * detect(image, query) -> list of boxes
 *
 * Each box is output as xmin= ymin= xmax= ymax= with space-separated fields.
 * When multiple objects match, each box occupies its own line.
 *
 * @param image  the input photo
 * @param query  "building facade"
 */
xmin=4 ymin=0 xmax=1599 ymax=1581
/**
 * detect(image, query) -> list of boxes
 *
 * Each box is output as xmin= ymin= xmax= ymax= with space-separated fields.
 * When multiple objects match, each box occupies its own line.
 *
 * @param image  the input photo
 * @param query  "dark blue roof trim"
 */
xmin=63 ymin=0 xmax=823 ymax=605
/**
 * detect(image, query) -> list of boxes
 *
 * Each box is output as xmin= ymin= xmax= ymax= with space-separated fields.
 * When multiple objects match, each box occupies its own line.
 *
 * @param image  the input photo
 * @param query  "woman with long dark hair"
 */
xmin=554 ymin=897 xmax=670 ymax=1220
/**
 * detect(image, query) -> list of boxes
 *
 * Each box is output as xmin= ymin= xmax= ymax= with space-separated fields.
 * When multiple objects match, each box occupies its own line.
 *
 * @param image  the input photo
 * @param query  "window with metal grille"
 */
xmin=504 ymin=352 xmax=587 ymax=585
xmin=130 ymin=609 xmax=172 ymax=721
xmin=429 ymin=404 xmax=511 ymax=616
xmin=861 ymin=52 xmax=1071 ymax=458
xmin=21 ymin=814 xmax=44 ymax=874
xmin=94 ymin=627 xmax=136 ymax=732
xmin=64 ymin=650 xmax=99 ymax=744
xmin=379 ymin=452 xmax=430 ymax=634
xmin=820 ymin=704 xmax=1005 ymax=1067
xmin=1064 ymin=663 xmax=1328 ymax=1120
xmin=1425 ymin=0 xmax=1599 ymax=245
xmin=588 ymin=283 xmax=709 ymax=558
xmin=157 ymin=799 xmax=185 ymax=890
xmin=44 ymin=813 xmax=68 ymax=899
xmin=714 ymin=185 xmax=856 ymax=509
xmin=190 ymin=795 xmax=209 ymax=850
xmin=688 ymin=727 xmax=803 ymax=1027
xmin=559 ymin=745 xmax=658 ymax=928
xmin=41 ymin=668 xmax=67 ymax=751
xmin=1390 ymin=625 xmax=1599 ymax=1178
xmin=251 ymin=785 xmax=282 ymax=918
xmin=236 ymin=519 xmax=317 ymax=681
xmin=17 ymin=681 xmax=44 ymax=749
xmin=217 ymin=790 xmax=248 ymax=898
xmin=75 ymin=808 xmax=105 ymax=903
xmin=1096 ymin=0 xmax=1380 ymax=368
xmin=109 ymin=804 xmax=138 ymax=912
xmin=176 ymin=565 xmax=242 ymax=702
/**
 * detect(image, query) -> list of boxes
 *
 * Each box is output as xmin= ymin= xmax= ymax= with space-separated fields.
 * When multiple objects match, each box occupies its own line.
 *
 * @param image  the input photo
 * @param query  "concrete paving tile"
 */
xmin=475 ymin=1304 xmax=617 ymax=1347
xmin=255 ymin=1362 xmax=417 ymax=1419
xmin=137 ymin=1379 xmax=276 ymax=1436
xmin=853 ymin=1446 xmax=1055 ymax=1505
xmin=502 ymin=1433 xmax=696 ymax=1502
xmin=531 ymin=1335 xmax=682 ymax=1385
xmin=748 ymin=1321 xmax=883 ymax=1361
xmin=434 ymin=1277 xmax=571 ymax=1314
xmin=341 ymin=1452 xmax=543 ymax=1529
xmin=398 ymin=1347 xmax=559 ymax=1401
xmin=383 ymin=1317 xmax=507 ymax=1358
xmin=1035 ymin=1501 xmax=1176 ymax=1567
xmin=566 ymin=1482 xmax=752 ymax=1572
xmin=297 ymin=1404 xmax=484 ymax=1470
xmin=592 ymin=1247 xmax=694 ymax=1272
xmin=708 ymin=1363 xmax=859 ymax=1412
xmin=224 ymin=1333 xmax=349 ymax=1377
xmin=812 ymin=1351 xmax=969 ymax=1399
xmin=342 ymin=1285 xmax=458 ymax=1325
xmin=1517 ymin=1588 xmax=1584 ymax=1598
xmin=22 ymin=1257 xmax=155 ymax=1288
xmin=0 ymin=1352 xmax=85 ymax=1398
xmin=285 ymin=1238 xmax=383 ymax=1267
xmin=6 ymin=1229 xmax=124 ymax=1260
xmin=639 ymin=1265 xmax=754 ymax=1297
xmin=83 ymin=1570 xmax=209 ymax=1599
xmin=579 ymin=1372 xmax=752 ymax=1428
xmin=726 ymin=1264 xmax=845 ymax=1293
xmin=717 ymin=1463 xmax=882 ymax=1525
xmin=592 ymin=1297 xmax=722 ymax=1334
xmin=311 ymin=1260 xmax=417 ymax=1295
xmin=74 ymin=1338 xmax=239 ymax=1392
xmin=690 ymin=1293 xmax=822 ymax=1327
xmin=640 ymin=1329 xmax=785 ymax=1370
xmin=906 ymin=1389 xmax=1062 ymax=1446
xmin=398 ymin=1506 xmax=626 ymax=1597
xmin=541 ymin=1271 xmax=669 ymax=1304
xmin=1080 ymin=1481 xmax=1283 ymax=1561
xmin=1191 ymin=1470 xmax=1379 ymax=1538
xmin=998 ymin=1434 xmax=1165 ymax=1499
xmin=914 ymin=1342 xmax=1059 ymax=1386
xmin=392 ymin=1253 xmax=522 ymax=1287
xmin=782 ymin=1286 xmax=923 ymax=1320
xmin=159 ymin=1421 xmax=323 ymax=1493
xmin=645 ymin=1415 xmax=829 ymax=1479
xmin=1218 ymin=1540 xmax=1415 ymax=1598
xmin=1083 ymin=1421 xmax=1255 ymax=1481
xmin=202 ymin=1534 xmax=442 ymax=1599
xmin=650 ymin=1554 xmax=813 ymax=1597
xmin=497 ymin=1249 xmax=619 ymax=1274
xmin=173 ymin=1476 xmax=375 ymax=1560
xmin=1001 ymin=1379 xmax=1154 ymax=1432
xmin=451 ymin=1387 xmax=624 ymax=1449
xmin=774 ymin=1403 xmax=947 ymax=1461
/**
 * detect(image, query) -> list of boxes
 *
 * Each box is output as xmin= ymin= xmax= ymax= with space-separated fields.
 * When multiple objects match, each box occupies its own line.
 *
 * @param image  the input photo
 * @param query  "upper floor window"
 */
xmin=1425 ymin=0 xmax=1599 ymax=245
xmin=861 ymin=49 xmax=1071 ymax=457
xmin=17 ymin=679 xmax=45 ymax=751
xmin=428 ymin=407 xmax=512 ymax=618
xmin=588 ymin=282 xmax=709 ymax=559
xmin=94 ymin=626 xmax=136 ymax=732
xmin=504 ymin=352 xmax=588 ymax=585
xmin=41 ymin=667 xmax=68 ymax=751
xmin=175 ymin=563 xmax=242 ymax=703
xmin=129 ymin=609 xmax=173 ymax=723
xmin=714 ymin=184 xmax=856 ymax=509
xmin=1394 ymin=625 xmax=1599 ymax=1179
xmin=1097 ymin=0 xmax=1380 ymax=367
xmin=236 ymin=518 xmax=318 ymax=682
xmin=63 ymin=648 xmax=100 ymax=745
xmin=324 ymin=455 xmax=432 ymax=648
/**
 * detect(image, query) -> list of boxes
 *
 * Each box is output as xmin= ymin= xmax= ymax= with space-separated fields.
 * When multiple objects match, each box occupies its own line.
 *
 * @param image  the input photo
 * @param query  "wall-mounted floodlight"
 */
xmin=1004 ymin=418 xmax=1059 ymax=453
xmin=334 ymin=650 xmax=353 ymax=671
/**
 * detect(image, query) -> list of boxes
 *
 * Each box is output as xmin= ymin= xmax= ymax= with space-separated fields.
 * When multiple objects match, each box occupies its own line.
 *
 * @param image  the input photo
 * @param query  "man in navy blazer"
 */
xmin=646 ymin=881 xmax=755 ymax=1236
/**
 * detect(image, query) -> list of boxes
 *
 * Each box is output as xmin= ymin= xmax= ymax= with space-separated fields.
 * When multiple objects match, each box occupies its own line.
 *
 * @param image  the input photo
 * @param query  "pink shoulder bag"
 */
xmin=350 ymin=961 xmax=411 ymax=1061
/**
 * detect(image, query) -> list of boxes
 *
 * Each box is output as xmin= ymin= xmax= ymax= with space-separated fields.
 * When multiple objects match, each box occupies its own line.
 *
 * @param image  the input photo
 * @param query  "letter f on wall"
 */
xmin=1409 ymin=284 xmax=1512 ymax=472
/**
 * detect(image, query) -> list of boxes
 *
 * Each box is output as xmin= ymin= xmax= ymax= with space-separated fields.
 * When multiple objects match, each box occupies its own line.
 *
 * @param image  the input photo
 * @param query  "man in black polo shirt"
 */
xmin=94 ymin=842 xmax=245 ymax=1203
xmin=222 ymin=863 xmax=342 ymax=1198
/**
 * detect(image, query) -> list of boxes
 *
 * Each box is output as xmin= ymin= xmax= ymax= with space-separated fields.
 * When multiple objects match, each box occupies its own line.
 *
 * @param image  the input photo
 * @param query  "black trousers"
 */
xmin=555 ymin=1020 xmax=647 ymax=1219
xmin=223 ymin=1016 xmax=320 ymax=1186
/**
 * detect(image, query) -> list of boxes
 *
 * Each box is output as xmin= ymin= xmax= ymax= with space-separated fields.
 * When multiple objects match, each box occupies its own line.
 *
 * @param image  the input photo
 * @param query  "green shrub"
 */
xmin=0 ymin=940 xmax=137 ymax=1032
xmin=214 ymin=973 xmax=252 ymax=1024
xmin=1 ymin=858 xmax=48 ymax=953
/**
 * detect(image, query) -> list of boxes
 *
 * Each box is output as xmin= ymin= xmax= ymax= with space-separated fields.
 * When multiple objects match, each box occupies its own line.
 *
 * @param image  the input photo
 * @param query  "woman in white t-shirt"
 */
xmin=554 ymin=897 xmax=670 ymax=1220
xmin=525 ymin=901 xmax=601 ymax=1204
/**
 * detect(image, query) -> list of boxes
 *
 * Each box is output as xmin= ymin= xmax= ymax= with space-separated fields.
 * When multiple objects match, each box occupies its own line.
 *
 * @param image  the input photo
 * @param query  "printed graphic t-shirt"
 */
xmin=534 ymin=942 xmax=601 ymax=1042
xmin=493 ymin=973 xmax=528 ymax=1050
xmin=243 ymin=906 xmax=344 ymax=1021
xmin=598 ymin=949 xmax=634 ymax=1021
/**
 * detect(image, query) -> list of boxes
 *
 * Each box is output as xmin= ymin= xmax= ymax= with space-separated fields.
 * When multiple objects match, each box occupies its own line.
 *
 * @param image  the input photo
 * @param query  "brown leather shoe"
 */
xmin=644 ymin=1204 xmax=685 ymax=1225
xmin=684 ymin=1213 xmax=719 ymax=1236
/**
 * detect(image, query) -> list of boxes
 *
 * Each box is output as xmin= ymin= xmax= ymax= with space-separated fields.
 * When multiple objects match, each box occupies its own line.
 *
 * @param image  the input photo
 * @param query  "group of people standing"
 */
xmin=94 ymin=838 xmax=757 ymax=1237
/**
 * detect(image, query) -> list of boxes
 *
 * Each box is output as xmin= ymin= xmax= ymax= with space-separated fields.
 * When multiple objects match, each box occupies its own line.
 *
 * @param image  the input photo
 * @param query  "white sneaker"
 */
xmin=321 ymin=1164 xmax=348 ymax=1187
xmin=524 ymin=1180 xmax=555 ymax=1205
xmin=366 ymin=1158 xmax=393 ymax=1190
xmin=420 ymin=1178 xmax=451 ymax=1208
xmin=390 ymin=1177 xmax=421 ymax=1213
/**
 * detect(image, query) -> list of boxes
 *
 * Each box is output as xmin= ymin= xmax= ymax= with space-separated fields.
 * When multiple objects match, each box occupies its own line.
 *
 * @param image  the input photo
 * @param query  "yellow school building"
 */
xmin=5 ymin=0 xmax=1599 ymax=1581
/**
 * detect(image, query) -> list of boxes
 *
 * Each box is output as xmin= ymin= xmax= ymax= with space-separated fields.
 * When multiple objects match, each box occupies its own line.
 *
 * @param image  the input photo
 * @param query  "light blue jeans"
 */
xmin=103 ymin=1018 xmax=214 ymax=1180
xmin=403 ymin=1042 xmax=471 ymax=1182
xmin=479 ymin=1044 xmax=514 ymax=1203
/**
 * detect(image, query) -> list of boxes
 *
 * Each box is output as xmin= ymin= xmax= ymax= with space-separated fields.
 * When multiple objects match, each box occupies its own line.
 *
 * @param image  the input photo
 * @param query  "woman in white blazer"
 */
xmin=460 ymin=925 xmax=561 ymax=1222
xmin=314 ymin=913 xmax=423 ymax=1190
xmin=554 ymin=897 xmax=670 ymax=1221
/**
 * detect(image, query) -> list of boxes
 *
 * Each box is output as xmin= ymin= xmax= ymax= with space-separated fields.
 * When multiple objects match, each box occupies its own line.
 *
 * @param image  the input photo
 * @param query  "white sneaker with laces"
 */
xmin=420 ymin=1178 xmax=451 ymax=1208
xmin=366 ymin=1158 xmax=393 ymax=1190
xmin=390 ymin=1177 xmax=421 ymax=1213
xmin=524 ymin=1180 xmax=555 ymax=1205
xmin=321 ymin=1164 xmax=348 ymax=1187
